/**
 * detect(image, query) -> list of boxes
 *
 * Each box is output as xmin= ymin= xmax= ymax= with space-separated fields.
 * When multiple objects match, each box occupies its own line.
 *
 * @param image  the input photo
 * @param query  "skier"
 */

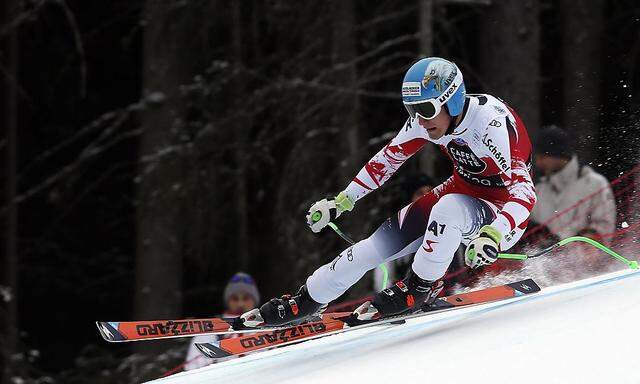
xmin=243 ymin=57 xmax=536 ymax=326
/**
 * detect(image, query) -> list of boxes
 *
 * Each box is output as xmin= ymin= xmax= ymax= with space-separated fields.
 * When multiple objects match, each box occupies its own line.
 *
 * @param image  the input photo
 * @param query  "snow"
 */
xmin=146 ymin=268 xmax=640 ymax=384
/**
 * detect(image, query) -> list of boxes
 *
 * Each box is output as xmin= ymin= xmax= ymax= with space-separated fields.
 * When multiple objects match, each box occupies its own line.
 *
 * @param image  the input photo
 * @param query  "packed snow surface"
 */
xmin=147 ymin=268 xmax=640 ymax=384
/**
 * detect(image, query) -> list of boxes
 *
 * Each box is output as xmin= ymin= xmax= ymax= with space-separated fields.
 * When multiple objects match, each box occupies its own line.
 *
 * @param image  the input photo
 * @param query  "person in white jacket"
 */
xmin=183 ymin=273 xmax=260 ymax=371
xmin=530 ymin=125 xmax=616 ymax=242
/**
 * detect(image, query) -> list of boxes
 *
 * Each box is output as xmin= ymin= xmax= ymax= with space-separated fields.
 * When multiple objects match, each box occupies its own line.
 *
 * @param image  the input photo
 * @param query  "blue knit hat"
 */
xmin=223 ymin=272 xmax=260 ymax=305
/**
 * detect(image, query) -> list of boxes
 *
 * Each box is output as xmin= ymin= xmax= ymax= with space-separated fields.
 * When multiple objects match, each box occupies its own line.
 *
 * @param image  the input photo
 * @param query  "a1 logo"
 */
xmin=428 ymin=220 xmax=446 ymax=237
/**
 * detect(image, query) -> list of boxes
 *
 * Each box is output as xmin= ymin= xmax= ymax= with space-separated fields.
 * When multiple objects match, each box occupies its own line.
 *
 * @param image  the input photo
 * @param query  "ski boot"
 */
xmin=235 ymin=284 xmax=326 ymax=329
xmin=352 ymin=270 xmax=444 ymax=321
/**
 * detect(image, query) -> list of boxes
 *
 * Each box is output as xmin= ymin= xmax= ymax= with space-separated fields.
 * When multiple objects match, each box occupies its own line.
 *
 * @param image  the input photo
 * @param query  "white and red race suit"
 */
xmin=306 ymin=94 xmax=537 ymax=304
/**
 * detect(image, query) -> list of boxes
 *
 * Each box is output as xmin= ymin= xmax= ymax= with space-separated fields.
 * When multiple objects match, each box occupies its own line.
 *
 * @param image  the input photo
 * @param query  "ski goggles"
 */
xmin=403 ymin=68 xmax=463 ymax=120
xmin=404 ymin=100 xmax=441 ymax=120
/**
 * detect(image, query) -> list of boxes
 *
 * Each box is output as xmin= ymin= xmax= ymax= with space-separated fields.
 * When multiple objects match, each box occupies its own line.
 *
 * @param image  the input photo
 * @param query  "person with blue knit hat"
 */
xmin=184 ymin=272 xmax=260 ymax=370
xmin=223 ymin=272 xmax=261 ymax=310
xmin=244 ymin=57 xmax=537 ymax=326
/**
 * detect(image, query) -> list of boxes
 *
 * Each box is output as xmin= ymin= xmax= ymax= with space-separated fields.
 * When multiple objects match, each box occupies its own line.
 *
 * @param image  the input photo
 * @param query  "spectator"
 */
xmin=530 ymin=125 xmax=616 ymax=242
xmin=184 ymin=272 xmax=261 ymax=371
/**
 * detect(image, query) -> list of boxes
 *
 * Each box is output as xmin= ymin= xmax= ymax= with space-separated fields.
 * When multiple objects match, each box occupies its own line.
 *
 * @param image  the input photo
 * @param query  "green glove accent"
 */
xmin=335 ymin=191 xmax=355 ymax=214
xmin=479 ymin=224 xmax=502 ymax=244
xmin=466 ymin=247 xmax=477 ymax=263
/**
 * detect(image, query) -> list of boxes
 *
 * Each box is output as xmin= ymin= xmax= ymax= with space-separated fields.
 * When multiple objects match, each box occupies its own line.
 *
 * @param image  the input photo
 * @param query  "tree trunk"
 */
xmin=231 ymin=1 xmax=250 ymax=271
xmin=1 ymin=0 xmax=19 ymax=380
xmin=331 ymin=0 xmax=369 ymax=296
xmin=332 ymin=0 xmax=360 ymax=182
xmin=561 ymin=0 xmax=604 ymax=163
xmin=479 ymin=0 xmax=541 ymax=138
xmin=135 ymin=0 xmax=193 ymax=335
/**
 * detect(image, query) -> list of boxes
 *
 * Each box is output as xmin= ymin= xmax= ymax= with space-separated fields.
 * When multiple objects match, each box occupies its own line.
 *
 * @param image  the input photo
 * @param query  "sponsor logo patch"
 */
xmin=422 ymin=240 xmax=438 ymax=252
xmin=239 ymin=323 xmax=328 ymax=348
xmin=135 ymin=319 xmax=216 ymax=336
xmin=438 ymin=82 xmax=458 ymax=103
xmin=402 ymin=82 xmax=422 ymax=97
xmin=329 ymin=246 xmax=354 ymax=271
xmin=446 ymin=141 xmax=487 ymax=174
xmin=482 ymin=133 xmax=510 ymax=172
xmin=493 ymin=105 xmax=506 ymax=114
xmin=453 ymin=137 xmax=467 ymax=146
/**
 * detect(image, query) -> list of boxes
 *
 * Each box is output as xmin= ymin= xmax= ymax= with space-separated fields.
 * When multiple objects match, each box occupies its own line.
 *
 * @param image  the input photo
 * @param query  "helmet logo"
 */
xmin=422 ymin=59 xmax=457 ymax=93
xmin=438 ymin=82 xmax=458 ymax=103
xmin=402 ymin=82 xmax=422 ymax=97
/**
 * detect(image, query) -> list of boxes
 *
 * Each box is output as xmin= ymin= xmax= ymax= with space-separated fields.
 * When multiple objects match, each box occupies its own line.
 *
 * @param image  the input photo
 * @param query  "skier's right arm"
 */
xmin=343 ymin=118 xmax=428 ymax=202
xmin=307 ymin=119 xmax=428 ymax=233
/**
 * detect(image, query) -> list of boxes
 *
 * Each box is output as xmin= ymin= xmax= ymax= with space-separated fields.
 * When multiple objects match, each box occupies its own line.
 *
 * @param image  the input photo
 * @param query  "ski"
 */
xmin=195 ymin=278 xmax=540 ymax=359
xmin=96 ymin=317 xmax=234 ymax=342
xmin=96 ymin=312 xmax=351 ymax=343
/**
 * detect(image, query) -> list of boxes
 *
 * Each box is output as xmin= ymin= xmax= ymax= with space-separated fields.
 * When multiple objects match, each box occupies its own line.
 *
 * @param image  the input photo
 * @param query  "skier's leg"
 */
xmin=412 ymin=193 xmax=496 ymax=280
xmin=361 ymin=193 xmax=495 ymax=319
xmin=305 ymin=179 xmax=461 ymax=306
xmin=306 ymin=195 xmax=432 ymax=304
xmin=253 ymin=206 xmax=429 ymax=327
xmin=255 ymin=179 xmax=458 ymax=326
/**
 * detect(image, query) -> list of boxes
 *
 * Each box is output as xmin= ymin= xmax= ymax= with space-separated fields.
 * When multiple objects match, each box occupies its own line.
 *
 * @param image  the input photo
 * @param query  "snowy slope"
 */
xmin=147 ymin=269 xmax=640 ymax=384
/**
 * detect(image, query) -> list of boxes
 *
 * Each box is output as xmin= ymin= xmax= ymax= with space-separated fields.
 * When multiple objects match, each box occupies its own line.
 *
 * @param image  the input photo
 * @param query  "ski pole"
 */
xmin=498 ymin=236 xmax=639 ymax=270
xmin=324 ymin=219 xmax=639 ymax=271
xmin=310 ymin=212 xmax=390 ymax=289
xmin=327 ymin=222 xmax=356 ymax=245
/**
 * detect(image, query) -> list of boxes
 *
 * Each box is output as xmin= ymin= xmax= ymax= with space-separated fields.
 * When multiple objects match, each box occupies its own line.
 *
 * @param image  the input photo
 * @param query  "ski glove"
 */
xmin=465 ymin=225 xmax=501 ymax=269
xmin=307 ymin=191 xmax=354 ymax=233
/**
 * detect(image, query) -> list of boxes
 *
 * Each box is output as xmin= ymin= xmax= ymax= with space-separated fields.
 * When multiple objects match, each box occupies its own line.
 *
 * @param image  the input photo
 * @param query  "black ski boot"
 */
xmin=353 ymin=270 xmax=444 ymax=321
xmin=236 ymin=285 xmax=325 ymax=328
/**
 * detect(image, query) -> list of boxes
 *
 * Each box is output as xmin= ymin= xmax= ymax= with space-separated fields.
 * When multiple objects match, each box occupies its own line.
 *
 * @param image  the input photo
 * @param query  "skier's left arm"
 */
xmin=466 ymin=116 xmax=537 ymax=269
xmin=492 ymin=161 xmax=537 ymax=238
xmin=485 ymin=115 xmax=537 ymax=239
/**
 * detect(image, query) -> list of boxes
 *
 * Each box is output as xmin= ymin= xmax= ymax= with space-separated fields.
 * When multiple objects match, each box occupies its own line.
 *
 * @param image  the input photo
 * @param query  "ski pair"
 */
xmin=95 ymin=312 xmax=350 ymax=343
xmin=96 ymin=278 xmax=539 ymax=344
xmin=194 ymin=278 xmax=540 ymax=359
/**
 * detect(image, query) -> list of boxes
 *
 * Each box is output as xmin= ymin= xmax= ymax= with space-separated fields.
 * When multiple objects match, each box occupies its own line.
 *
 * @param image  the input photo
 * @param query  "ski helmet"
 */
xmin=401 ymin=57 xmax=466 ymax=119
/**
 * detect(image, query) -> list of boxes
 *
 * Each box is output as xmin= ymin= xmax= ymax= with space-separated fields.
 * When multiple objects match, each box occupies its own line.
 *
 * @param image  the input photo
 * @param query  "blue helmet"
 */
xmin=401 ymin=57 xmax=466 ymax=119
